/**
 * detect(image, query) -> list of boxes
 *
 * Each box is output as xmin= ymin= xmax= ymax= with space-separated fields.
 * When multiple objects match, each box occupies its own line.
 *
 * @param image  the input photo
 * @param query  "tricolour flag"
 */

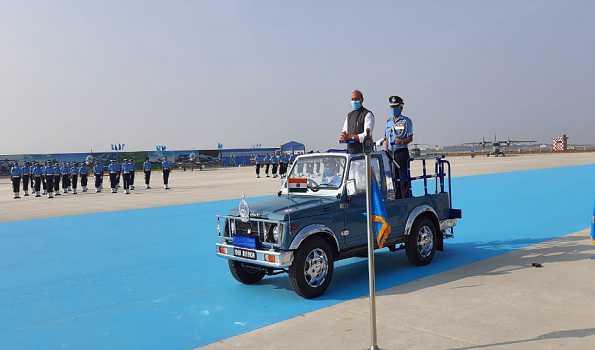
xmin=288 ymin=178 xmax=307 ymax=193
xmin=371 ymin=177 xmax=392 ymax=248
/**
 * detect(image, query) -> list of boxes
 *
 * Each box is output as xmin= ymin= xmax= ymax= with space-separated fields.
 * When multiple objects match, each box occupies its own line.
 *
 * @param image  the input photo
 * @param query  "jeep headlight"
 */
xmin=273 ymin=224 xmax=281 ymax=243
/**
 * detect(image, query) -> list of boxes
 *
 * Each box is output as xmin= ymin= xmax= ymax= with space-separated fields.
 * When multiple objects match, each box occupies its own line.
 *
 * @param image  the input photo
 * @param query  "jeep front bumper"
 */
xmin=216 ymin=243 xmax=294 ymax=269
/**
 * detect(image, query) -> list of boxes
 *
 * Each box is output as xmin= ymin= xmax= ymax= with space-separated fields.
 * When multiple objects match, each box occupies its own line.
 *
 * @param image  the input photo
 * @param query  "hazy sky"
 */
xmin=1 ymin=0 xmax=594 ymax=154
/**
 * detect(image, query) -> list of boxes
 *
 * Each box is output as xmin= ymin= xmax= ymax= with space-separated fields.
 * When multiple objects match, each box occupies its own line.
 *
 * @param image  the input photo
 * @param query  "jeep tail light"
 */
xmin=218 ymin=246 xmax=227 ymax=255
xmin=265 ymin=254 xmax=276 ymax=263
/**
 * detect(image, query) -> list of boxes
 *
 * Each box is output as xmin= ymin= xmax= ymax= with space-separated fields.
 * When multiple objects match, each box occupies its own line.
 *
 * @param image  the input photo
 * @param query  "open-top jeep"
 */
xmin=216 ymin=152 xmax=462 ymax=298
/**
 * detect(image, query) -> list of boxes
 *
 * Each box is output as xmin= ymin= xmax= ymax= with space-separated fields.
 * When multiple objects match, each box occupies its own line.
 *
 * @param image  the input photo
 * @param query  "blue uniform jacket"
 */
xmin=143 ymin=161 xmax=152 ymax=171
xmin=94 ymin=164 xmax=104 ymax=174
xmin=108 ymin=163 xmax=119 ymax=173
xmin=10 ymin=166 xmax=21 ymax=177
xmin=32 ymin=166 xmax=43 ymax=176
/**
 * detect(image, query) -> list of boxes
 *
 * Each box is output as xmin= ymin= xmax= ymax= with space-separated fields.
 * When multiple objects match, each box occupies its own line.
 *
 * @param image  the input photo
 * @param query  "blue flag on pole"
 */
xmin=371 ymin=177 xmax=392 ymax=248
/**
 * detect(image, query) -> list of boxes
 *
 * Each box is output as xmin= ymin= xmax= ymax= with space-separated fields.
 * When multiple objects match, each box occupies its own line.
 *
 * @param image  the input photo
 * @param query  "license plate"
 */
xmin=234 ymin=248 xmax=256 ymax=260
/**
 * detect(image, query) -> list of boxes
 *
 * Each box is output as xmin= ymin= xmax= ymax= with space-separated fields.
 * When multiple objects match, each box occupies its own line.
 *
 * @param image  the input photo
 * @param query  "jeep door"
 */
xmin=341 ymin=155 xmax=384 ymax=249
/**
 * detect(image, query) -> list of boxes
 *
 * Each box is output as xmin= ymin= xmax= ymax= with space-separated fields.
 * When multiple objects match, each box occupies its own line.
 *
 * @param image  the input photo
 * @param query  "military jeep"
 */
xmin=216 ymin=152 xmax=462 ymax=298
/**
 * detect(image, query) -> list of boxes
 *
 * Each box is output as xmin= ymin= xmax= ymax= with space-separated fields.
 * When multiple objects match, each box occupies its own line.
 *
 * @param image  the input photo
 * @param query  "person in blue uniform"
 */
xmin=60 ymin=162 xmax=69 ymax=194
xmin=264 ymin=154 xmax=271 ymax=177
xmin=32 ymin=162 xmax=43 ymax=197
xmin=122 ymin=159 xmax=131 ymax=194
xmin=162 ymin=158 xmax=171 ymax=189
xmin=143 ymin=157 xmax=152 ymax=189
xmin=255 ymin=154 xmax=262 ymax=178
xmin=108 ymin=160 xmax=119 ymax=193
xmin=70 ymin=163 xmax=79 ymax=194
xmin=10 ymin=162 xmax=21 ymax=199
xmin=79 ymin=162 xmax=89 ymax=192
xmin=128 ymin=159 xmax=135 ymax=190
xmin=94 ymin=161 xmax=104 ymax=192
xmin=53 ymin=162 xmax=61 ymax=195
xmin=21 ymin=161 xmax=31 ymax=196
xmin=383 ymin=95 xmax=413 ymax=198
xmin=45 ymin=161 xmax=55 ymax=198
xmin=271 ymin=153 xmax=279 ymax=178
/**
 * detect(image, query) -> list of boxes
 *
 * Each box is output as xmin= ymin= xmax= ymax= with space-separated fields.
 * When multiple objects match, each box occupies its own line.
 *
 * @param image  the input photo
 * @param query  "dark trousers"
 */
xmin=62 ymin=175 xmax=68 ymax=189
xmin=34 ymin=176 xmax=42 ymax=192
xmin=31 ymin=175 xmax=34 ymax=188
xmin=116 ymin=172 xmax=121 ymax=185
xmin=42 ymin=175 xmax=47 ymax=191
xmin=272 ymin=164 xmax=278 ymax=175
xmin=280 ymin=163 xmax=286 ymax=175
xmin=144 ymin=171 xmax=151 ymax=185
xmin=265 ymin=163 xmax=270 ymax=175
xmin=54 ymin=175 xmax=60 ymax=192
xmin=163 ymin=170 xmax=170 ymax=185
xmin=110 ymin=173 xmax=117 ymax=189
xmin=95 ymin=174 xmax=103 ymax=188
xmin=81 ymin=174 xmax=88 ymax=187
xmin=130 ymin=171 xmax=135 ymax=187
xmin=123 ymin=173 xmax=130 ymax=190
xmin=22 ymin=175 xmax=29 ymax=191
xmin=256 ymin=163 xmax=261 ymax=175
xmin=11 ymin=177 xmax=21 ymax=192
xmin=46 ymin=175 xmax=54 ymax=193
xmin=391 ymin=148 xmax=411 ymax=198
xmin=71 ymin=175 xmax=78 ymax=189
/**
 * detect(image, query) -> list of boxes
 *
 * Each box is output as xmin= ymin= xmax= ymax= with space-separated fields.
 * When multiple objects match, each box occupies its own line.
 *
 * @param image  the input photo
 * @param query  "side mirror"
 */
xmin=346 ymin=179 xmax=357 ymax=197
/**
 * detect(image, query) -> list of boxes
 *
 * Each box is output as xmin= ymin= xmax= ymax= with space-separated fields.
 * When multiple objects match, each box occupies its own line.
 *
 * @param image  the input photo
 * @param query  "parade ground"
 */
xmin=1 ymin=152 xmax=594 ymax=349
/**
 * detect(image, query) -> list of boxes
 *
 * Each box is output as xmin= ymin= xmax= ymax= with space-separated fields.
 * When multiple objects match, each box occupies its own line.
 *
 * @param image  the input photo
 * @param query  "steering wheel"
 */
xmin=307 ymin=178 xmax=320 ymax=192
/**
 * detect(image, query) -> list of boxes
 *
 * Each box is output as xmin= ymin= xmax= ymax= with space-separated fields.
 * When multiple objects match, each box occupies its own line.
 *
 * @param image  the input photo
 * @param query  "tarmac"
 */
xmin=1 ymin=152 xmax=594 ymax=350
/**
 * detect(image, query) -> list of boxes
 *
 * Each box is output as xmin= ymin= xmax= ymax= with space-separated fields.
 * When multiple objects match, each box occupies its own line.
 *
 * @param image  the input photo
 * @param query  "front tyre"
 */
xmin=406 ymin=217 xmax=437 ymax=266
xmin=228 ymin=260 xmax=266 ymax=284
xmin=289 ymin=237 xmax=334 ymax=299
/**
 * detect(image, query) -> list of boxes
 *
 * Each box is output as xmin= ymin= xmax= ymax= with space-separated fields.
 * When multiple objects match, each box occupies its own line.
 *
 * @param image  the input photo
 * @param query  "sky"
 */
xmin=1 ymin=0 xmax=594 ymax=154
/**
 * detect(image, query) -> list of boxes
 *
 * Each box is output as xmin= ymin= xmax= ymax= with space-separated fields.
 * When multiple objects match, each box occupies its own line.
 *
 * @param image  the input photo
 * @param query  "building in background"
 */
xmin=552 ymin=134 xmax=568 ymax=152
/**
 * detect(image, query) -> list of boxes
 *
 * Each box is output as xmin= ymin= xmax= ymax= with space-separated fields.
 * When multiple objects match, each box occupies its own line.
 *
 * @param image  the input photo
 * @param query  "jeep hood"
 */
xmin=227 ymin=195 xmax=338 ymax=221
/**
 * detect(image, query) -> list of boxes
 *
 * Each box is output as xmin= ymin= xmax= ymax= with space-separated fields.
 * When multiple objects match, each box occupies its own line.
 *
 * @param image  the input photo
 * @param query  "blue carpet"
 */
xmin=0 ymin=164 xmax=593 ymax=349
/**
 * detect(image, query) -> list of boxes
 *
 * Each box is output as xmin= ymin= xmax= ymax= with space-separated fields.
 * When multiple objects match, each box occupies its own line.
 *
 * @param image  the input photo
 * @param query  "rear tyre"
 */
xmin=406 ymin=217 xmax=437 ymax=266
xmin=289 ymin=237 xmax=334 ymax=299
xmin=228 ymin=260 xmax=266 ymax=284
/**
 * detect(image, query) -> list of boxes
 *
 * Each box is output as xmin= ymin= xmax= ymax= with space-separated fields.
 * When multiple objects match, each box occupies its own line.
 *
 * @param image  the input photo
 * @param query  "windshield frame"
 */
xmin=280 ymin=153 xmax=349 ymax=197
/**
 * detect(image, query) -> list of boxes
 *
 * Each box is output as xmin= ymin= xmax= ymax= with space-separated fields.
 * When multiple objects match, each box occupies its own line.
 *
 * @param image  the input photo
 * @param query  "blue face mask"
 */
xmin=391 ymin=106 xmax=402 ymax=118
xmin=351 ymin=100 xmax=362 ymax=110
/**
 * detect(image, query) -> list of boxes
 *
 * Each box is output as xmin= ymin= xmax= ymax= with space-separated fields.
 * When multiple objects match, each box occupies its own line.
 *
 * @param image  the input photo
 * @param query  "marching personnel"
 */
xmin=383 ymin=95 xmax=413 ymax=198
xmin=122 ymin=159 xmax=131 ymax=194
xmin=45 ymin=161 xmax=55 ymax=198
xmin=108 ymin=160 xmax=119 ymax=193
xmin=143 ymin=157 xmax=152 ymax=189
xmin=41 ymin=163 xmax=47 ymax=195
xmin=10 ymin=162 xmax=22 ymax=199
xmin=79 ymin=162 xmax=89 ymax=192
xmin=264 ymin=154 xmax=271 ymax=177
xmin=94 ymin=161 xmax=105 ymax=192
xmin=279 ymin=154 xmax=288 ymax=178
xmin=70 ymin=163 xmax=79 ymax=194
xmin=162 ymin=157 xmax=171 ymax=189
xmin=32 ymin=162 xmax=43 ymax=197
xmin=22 ymin=161 xmax=31 ymax=196
xmin=30 ymin=164 xmax=34 ymax=190
xmin=53 ymin=162 xmax=61 ymax=195
xmin=61 ymin=162 xmax=70 ymax=194
xmin=255 ymin=154 xmax=262 ymax=178
xmin=116 ymin=160 xmax=122 ymax=189
xmin=271 ymin=153 xmax=279 ymax=178
xmin=128 ymin=159 xmax=135 ymax=190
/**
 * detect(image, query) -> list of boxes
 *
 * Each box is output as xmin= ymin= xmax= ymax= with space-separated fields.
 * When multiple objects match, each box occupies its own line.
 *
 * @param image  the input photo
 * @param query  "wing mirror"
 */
xmin=346 ymin=179 xmax=357 ymax=197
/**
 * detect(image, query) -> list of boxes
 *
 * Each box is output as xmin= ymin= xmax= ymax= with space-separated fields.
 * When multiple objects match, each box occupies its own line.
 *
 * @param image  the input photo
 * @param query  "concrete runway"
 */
xmin=2 ymin=152 xmax=595 ymax=222
xmin=1 ymin=152 xmax=594 ymax=350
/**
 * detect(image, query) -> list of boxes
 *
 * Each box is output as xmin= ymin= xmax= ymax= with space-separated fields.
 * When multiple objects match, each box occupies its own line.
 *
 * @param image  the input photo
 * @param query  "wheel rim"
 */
xmin=303 ymin=248 xmax=329 ymax=288
xmin=417 ymin=225 xmax=434 ymax=258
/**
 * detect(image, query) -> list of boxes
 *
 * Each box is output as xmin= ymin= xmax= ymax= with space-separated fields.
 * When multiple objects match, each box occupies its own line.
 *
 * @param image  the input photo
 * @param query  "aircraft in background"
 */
xmin=175 ymin=152 xmax=220 ymax=170
xmin=464 ymin=135 xmax=536 ymax=157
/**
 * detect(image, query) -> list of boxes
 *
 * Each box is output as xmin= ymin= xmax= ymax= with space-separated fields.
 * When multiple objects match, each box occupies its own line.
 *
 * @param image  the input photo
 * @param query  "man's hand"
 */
xmin=339 ymin=132 xmax=355 ymax=142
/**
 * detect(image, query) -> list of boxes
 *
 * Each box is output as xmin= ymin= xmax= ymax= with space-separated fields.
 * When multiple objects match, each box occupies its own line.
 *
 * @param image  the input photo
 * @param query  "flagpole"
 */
xmin=363 ymin=128 xmax=380 ymax=350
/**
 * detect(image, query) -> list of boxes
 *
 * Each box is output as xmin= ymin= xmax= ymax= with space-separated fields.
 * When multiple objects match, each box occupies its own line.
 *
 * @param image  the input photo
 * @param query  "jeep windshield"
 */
xmin=283 ymin=155 xmax=347 ymax=195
